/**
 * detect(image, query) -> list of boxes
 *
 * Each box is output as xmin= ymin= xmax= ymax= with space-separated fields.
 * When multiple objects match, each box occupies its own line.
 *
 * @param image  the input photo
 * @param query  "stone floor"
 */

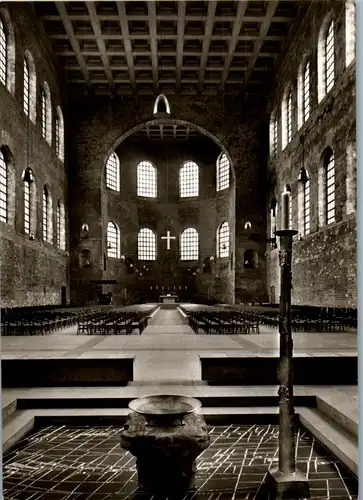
xmin=3 ymin=423 xmax=358 ymax=500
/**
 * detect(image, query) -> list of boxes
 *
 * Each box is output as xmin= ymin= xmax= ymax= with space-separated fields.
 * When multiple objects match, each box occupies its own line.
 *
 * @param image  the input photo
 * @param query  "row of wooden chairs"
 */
xmin=181 ymin=307 xmax=260 ymax=335
xmin=76 ymin=308 xmax=156 ymax=335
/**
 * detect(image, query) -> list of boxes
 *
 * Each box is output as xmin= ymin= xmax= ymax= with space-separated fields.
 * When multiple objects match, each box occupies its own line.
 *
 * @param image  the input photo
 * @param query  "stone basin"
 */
xmin=120 ymin=395 xmax=210 ymax=494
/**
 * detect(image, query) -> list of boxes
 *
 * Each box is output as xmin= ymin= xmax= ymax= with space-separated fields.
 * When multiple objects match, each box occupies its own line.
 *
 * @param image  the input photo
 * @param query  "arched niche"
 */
xmin=125 ymin=257 xmax=134 ymax=274
xmin=79 ymin=249 xmax=92 ymax=268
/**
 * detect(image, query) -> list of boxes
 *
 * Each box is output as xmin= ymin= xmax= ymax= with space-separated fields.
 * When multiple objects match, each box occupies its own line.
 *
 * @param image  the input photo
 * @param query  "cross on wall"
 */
xmin=161 ymin=230 xmax=176 ymax=250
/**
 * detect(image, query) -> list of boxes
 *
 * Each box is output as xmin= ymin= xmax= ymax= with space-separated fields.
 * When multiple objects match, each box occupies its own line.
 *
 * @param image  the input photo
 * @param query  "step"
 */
xmin=316 ymin=394 xmax=358 ymax=439
xmin=298 ymin=407 xmax=358 ymax=477
xmin=3 ymin=410 xmax=35 ymax=454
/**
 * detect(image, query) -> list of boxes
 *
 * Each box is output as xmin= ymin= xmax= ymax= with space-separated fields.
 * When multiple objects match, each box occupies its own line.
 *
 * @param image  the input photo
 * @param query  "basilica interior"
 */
xmin=0 ymin=1 xmax=358 ymax=498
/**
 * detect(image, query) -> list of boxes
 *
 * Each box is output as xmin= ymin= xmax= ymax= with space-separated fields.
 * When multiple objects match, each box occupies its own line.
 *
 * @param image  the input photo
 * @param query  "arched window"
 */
xmin=55 ymin=106 xmax=64 ymax=162
xmin=346 ymin=124 xmax=356 ymax=215
xmin=23 ymin=168 xmax=35 ymax=235
xmin=281 ymin=88 xmax=293 ymax=149
xmin=105 ymin=152 xmax=120 ymax=191
xmin=285 ymin=185 xmax=293 ymax=230
xmin=138 ymin=228 xmax=156 ymax=260
xmin=269 ymin=112 xmax=278 ymax=157
xmin=345 ymin=0 xmax=356 ymax=67
xmin=298 ymin=169 xmax=310 ymax=236
xmin=297 ymin=58 xmax=311 ymax=127
xmin=180 ymin=228 xmax=199 ymax=261
xmin=323 ymin=148 xmax=335 ymax=225
xmin=180 ymin=161 xmax=199 ymax=198
xmin=41 ymin=82 xmax=52 ymax=145
xmin=216 ymin=153 xmax=230 ymax=191
xmin=137 ymin=161 xmax=157 ymax=198
xmin=43 ymin=186 xmax=53 ymax=243
xmin=107 ymin=222 xmax=120 ymax=259
xmin=23 ymin=51 xmax=36 ymax=122
xmin=318 ymin=18 xmax=335 ymax=101
xmin=0 ymin=17 xmax=6 ymax=86
xmin=217 ymin=221 xmax=230 ymax=258
xmin=0 ymin=148 xmax=7 ymax=223
xmin=0 ymin=8 xmax=15 ymax=94
xmin=56 ymin=200 xmax=66 ymax=250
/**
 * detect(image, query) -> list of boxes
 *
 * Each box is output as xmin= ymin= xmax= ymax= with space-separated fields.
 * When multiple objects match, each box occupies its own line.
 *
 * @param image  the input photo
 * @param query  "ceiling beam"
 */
xmin=86 ymin=2 xmax=114 ymax=92
xmin=147 ymin=1 xmax=158 ymax=95
xmin=197 ymin=0 xmax=217 ymax=94
xmin=176 ymin=1 xmax=186 ymax=93
xmin=42 ymin=14 xmax=293 ymax=23
xmin=244 ymin=1 xmax=279 ymax=86
xmin=116 ymin=1 xmax=137 ymax=96
xmin=49 ymin=33 xmax=286 ymax=42
xmin=54 ymin=2 xmax=91 ymax=89
xmin=220 ymin=1 xmax=248 ymax=87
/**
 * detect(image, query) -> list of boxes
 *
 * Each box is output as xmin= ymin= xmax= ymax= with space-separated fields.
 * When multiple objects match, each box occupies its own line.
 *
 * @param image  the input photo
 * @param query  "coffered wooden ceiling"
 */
xmin=35 ymin=0 xmax=308 ymax=97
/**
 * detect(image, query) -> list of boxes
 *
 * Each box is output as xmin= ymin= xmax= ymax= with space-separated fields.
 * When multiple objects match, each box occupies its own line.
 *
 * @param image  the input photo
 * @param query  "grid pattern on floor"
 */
xmin=3 ymin=424 xmax=358 ymax=499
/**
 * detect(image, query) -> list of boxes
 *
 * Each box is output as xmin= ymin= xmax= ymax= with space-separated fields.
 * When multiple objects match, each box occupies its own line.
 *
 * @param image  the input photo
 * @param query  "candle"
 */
xmin=281 ymin=190 xmax=290 ymax=230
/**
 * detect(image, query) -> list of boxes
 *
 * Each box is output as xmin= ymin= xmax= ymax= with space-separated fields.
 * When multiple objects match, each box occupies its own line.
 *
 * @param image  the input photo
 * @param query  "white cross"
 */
xmin=161 ymin=230 xmax=176 ymax=250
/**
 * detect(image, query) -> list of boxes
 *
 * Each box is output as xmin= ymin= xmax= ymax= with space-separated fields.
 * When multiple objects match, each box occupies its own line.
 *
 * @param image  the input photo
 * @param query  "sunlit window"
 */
xmin=217 ymin=221 xmax=230 ymax=258
xmin=180 ymin=161 xmax=199 ymax=198
xmin=269 ymin=113 xmax=278 ymax=157
xmin=43 ymin=186 xmax=52 ymax=243
xmin=107 ymin=222 xmax=120 ymax=259
xmin=0 ymin=149 xmax=7 ymax=223
xmin=325 ymin=150 xmax=335 ymax=225
xmin=138 ymin=228 xmax=156 ymax=260
xmin=41 ymin=82 xmax=52 ymax=144
xmin=345 ymin=0 xmax=356 ymax=67
xmin=105 ymin=152 xmax=120 ymax=191
xmin=137 ymin=161 xmax=157 ymax=198
xmin=41 ymin=89 xmax=46 ymax=139
xmin=299 ymin=168 xmax=310 ymax=235
xmin=325 ymin=21 xmax=335 ymax=94
xmin=23 ymin=58 xmax=29 ymax=116
xmin=287 ymin=91 xmax=292 ymax=143
xmin=23 ymin=168 xmax=34 ymax=235
xmin=0 ymin=17 xmax=6 ymax=86
xmin=216 ymin=153 xmax=230 ymax=191
xmin=55 ymin=106 xmax=64 ymax=162
xmin=303 ymin=61 xmax=310 ymax=123
xmin=180 ymin=228 xmax=199 ymax=260
xmin=56 ymin=200 xmax=66 ymax=250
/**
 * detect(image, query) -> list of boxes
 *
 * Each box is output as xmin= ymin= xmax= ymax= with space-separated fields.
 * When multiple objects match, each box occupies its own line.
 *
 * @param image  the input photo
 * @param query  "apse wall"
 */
xmin=266 ymin=0 xmax=356 ymax=307
xmin=0 ymin=3 xmax=68 ymax=307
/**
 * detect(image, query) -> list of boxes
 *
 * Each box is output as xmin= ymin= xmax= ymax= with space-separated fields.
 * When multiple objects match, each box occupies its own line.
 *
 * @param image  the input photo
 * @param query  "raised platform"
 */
xmin=200 ymin=355 xmax=358 ymax=385
xmin=1 ymin=356 xmax=134 ymax=387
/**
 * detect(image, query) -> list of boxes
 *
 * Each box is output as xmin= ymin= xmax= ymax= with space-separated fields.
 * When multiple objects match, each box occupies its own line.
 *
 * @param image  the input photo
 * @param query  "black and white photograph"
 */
xmin=0 ymin=1 xmax=358 ymax=498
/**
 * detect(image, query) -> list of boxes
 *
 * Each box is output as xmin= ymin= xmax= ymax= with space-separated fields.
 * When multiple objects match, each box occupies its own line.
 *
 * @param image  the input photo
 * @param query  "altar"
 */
xmin=159 ymin=295 xmax=178 ymax=304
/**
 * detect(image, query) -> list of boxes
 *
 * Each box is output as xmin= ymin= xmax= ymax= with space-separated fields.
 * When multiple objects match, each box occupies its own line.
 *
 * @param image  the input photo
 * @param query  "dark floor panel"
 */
xmin=3 ymin=424 xmax=358 ymax=499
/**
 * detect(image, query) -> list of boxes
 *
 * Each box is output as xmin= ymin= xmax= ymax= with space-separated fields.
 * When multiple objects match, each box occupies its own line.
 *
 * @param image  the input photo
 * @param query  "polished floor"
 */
xmin=3 ymin=424 xmax=358 ymax=500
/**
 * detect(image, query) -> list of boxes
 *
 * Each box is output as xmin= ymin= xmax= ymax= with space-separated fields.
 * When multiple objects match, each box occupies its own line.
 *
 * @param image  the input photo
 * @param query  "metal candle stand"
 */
xmin=265 ymin=229 xmax=310 ymax=499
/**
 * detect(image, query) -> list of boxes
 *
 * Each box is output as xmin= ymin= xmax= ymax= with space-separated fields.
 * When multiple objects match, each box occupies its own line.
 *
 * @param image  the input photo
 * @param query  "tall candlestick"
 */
xmin=281 ymin=190 xmax=290 ymax=230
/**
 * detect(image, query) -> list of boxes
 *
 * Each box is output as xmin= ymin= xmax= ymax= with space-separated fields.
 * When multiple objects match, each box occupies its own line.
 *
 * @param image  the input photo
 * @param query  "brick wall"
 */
xmin=266 ymin=0 xmax=356 ymax=307
xmin=0 ymin=3 xmax=68 ymax=307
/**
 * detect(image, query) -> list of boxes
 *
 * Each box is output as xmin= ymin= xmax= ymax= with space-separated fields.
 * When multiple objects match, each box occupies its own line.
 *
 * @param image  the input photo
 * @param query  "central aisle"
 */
xmin=142 ymin=307 xmax=195 ymax=335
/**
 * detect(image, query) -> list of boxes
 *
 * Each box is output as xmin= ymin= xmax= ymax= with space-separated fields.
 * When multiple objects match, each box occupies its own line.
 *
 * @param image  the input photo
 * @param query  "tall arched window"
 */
xmin=41 ymin=82 xmax=52 ymax=145
xmin=105 ymin=152 xmax=120 ymax=191
xmin=285 ymin=185 xmax=293 ymax=230
xmin=180 ymin=161 xmax=199 ymax=198
xmin=216 ymin=153 xmax=230 ymax=191
xmin=298 ymin=58 xmax=311 ymax=128
xmin=23 ymin=51 xmax=36 ymax=122
xmin=56 ymin=200 xmax=66 ymax=250
xmin=345 ymin=0 xmax=356 ymax=67
xmin=0 ymin=17 xmax=6 ymax=86
xmin=0 ymin=149 xmax=8 ymax=223
xmin=270 ymin=198 xmax=277 ymax=241
xmin=217 ymin=221 xmax=230 ymax=258
xmin=318 ymin=18 xmax=335 ymax=101
xmin=298 ymin=168 xmax=310 ymax=235
xmin=269 ymin=112 xmax=278 ymax=157
xmin=0 ymin=8 xmax=15 ymax=94
xmin=23 ymin=168 xmax=35 ymax=236
xmin=180 ymin=228 xmax=199 ymax=260
xmin=324 ymin=148 xmax=335 ymax=225
xmin=137 ymin=161 xmax=157 ymax=198
xmin=107 ymin=222 xmax=120 ymax=259
xmin=55 ymin=106 xmax=64 ymax=162
xmin=43 ymin=186 xmax=53 ymax=243
xmin=281 ymin=87 xmax=293 ymax=149
xmin=138 ymin=228 xmax=156 ymax=260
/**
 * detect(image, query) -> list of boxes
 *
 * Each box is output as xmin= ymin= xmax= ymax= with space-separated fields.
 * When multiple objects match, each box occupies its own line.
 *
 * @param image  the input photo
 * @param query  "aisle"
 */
xmin=142 ymin=307 xmax=195 ymax=335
